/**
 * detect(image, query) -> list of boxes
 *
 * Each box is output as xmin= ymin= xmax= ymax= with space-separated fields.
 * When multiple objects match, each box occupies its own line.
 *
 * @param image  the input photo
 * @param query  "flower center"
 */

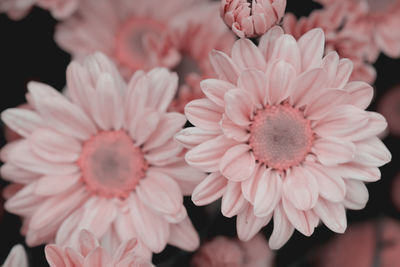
xmin=115 ymin=16 xmax=167 ymax=71
xmin=78 ymin=131 xmax=147 ymax=199
xmin=249 ymin=104 xmax=313 ymax=171
xmin=365 ymin=0 xmax=397 ymax=12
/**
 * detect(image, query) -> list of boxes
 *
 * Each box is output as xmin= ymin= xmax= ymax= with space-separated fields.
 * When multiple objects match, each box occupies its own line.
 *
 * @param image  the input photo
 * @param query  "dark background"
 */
xmin=0 ymin=0 xmax=399 ymax=266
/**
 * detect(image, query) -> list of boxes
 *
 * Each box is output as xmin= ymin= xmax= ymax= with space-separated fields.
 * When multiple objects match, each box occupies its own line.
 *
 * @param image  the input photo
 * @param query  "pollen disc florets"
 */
xmin=249 ymin=104 xmax=313 ymax=171
xmin=79 ymin=130 xmax=147 ymax=198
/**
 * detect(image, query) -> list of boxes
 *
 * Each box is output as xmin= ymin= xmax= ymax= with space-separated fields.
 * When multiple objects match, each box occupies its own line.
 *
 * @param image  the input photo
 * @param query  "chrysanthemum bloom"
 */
xmin=176 ymin=26 xmax=391 ymax=249
xmin=191 ymin=234 xmax=274 ymax=267
xmin=1 ymin=244 xmax=28 ymax=267
xmin=283 ymin=6 xmax=376 ymax=84
xmin=220 ymin=0 xmax=286 ymax=38
xmin=312 ymin=218 xmax=400 ymax=267
xmin=378 ymin=85 xmax=400 ymax=136
xmin=1 ymin=53 xmax=202 ymax=254
xmin=314 ymin=0 xmax=400 ymax=61
xmin=45 ymin=230 xmax=153 ymax=267
xmin=0 ymin=0 xmax=80 ymax=20
xmin=55 ymin=0 xmax=235 ymax=113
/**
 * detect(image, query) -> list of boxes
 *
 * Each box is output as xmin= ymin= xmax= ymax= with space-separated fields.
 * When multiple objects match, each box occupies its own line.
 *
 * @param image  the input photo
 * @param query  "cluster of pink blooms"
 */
xmin=0 ymin=0 xmax=399 ymax=266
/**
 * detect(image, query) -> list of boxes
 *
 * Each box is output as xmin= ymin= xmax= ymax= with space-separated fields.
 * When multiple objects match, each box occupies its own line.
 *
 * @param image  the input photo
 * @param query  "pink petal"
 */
xmin=253 ymin=168 xmax=282 ymax=217
xmin=265 ymin=60 xmax=296 ymax=105
xmin=291 ymin=68 xmax=326 ymax=108
xmin=304 ymin=89 xmax=348 ymax=120
xmin=313 ymin=137 xmax=356 ymax=166
xmin=125 ymin=73 xmax=149 ymax=130
xmin=78 ymin=197 xmax=117 ymax=238
xmin=224 ymin=89 xmax=254 ymax=126
xmin=65 ymin=248 xmax=84 ymax=266
xmin=297 ymin=28 xmax=324 ymax=71
xmin=313 ymin=199 xmax=347 ymax=233
xmin=220 ymin=115 xmax=250 ymax=142
xmin=344 ymin=81 xmax=374 ymax=109
xmin=129 ymin=194 xmax=169 ymax=253
xmin=221 ymin=181 xmax=248 ymax=218
xmin=45 ymin=245 xmax=67 ymax=267
xmin=269 ymin=35 xmax=301 ymax=73
xmin=353 ymin=137 xmax=391 ymax=167
xmin=185 ymin=99 xmax=223 ymax=131
xmin=344 ymin=112 xmax=388 ymax=141
xmin=146 ymin=68 xmax=178 ymax=112
xmin=333 ymin=59 xmax=353 ymax=89
xmin=1 ymin=108 xmax=43 ymax=138
xmin=231 ymin=39 xmax=267 ymax=71
xmin=192 ymin=172 xmax=227 ymax=206
xmin=343 ymin=179 xmax=369 ymax=210
xmin=185 ymin=135 xmax=236 ymax=172
xmin=283 ymin=167 xmax=318 ymax=211
xmin=258 ymin=26 xmax=284 ymax=61
xmin=336 ymin=163 xmax=381 ymax=182
xmin=305 ymin=162 xmax=346 ymax=202
xmin=236 ymin=204 xmax=271 ymax=242
xmin=269 ymin=203 xmax=295 ymax=250
xmin=55 ymin=209 xmax=84 ymax=246
xmin=220 ymin=144 xmax=255 ymax=182
xmin=137 ymin=172 xmax=183 ymax=219
xmin=144 ymin=141 xmax=183 ymax=166
xmin=92 ymin=74 xmax=124 ymax=131
xmin=237 ymin=69 xmax=268 ymax=108
xmin=209 ymin=50 xmax=240 ymax=84
xmin=0 ymin=163 xmax=40 ymax=184
xmin=79 ymin=230 xmax=99 ymax=257
xmin=5 ymin=183 xmax=46 ymax=216
xmin=7 ymin=140 xmax=79 ymax=175
xmin=129 ymin=110 xmax=160 ymax=147
xmin=143 ymin=113 xmax=186 ymax=152
xmin=175 ymin=127 xmax=218 ymax=149
xmin=83 ymin=247 xmax=110 ymax=267
xmin=201 ymin=79 xmax=235 ymax=107
xmin=314 ymin=105 xmax=369 ymax=138
xmin=167 ymin=217 xmax=200 ymax=251
xmin=29 ymin=128 xmax=81 ymax=163
xmin=35 ymin=174 xmax=80 ymax=196
xmin=241 ymin=164 xmax=261 ymax=204
xmin=34 ymin=96 xmax=96 ymax=141
xmin=27 ymin=81 xmax=65 ymax=110
xmin=282 ymin=197 xmax=317 ymax=236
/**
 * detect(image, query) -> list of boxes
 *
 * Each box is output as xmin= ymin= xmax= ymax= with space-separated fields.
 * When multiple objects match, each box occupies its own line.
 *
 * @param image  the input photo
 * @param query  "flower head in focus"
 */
xmin=1 ymin=244 xmax=28 ymax=267
xmin=0 ymin=0 xmax=80 ymax=20
xmin=314 ymin=0 xmax=400 ymax=61
xmin=176 ymin=26 xmax=391 ymax=249
xmin=45 ymin=230 xmax=154 ymax=267
xmin=1 ymin=53 xmax=202 ymax=254
xmin=283 ymin=6 xmax=376 ymax=84
xmin=191 ymin=234 xmax=274 ymax=267
xmin=220 ymin=0 xmax=286 ymax=38
xmin=55 ymin=0 xmax=235 ymax=113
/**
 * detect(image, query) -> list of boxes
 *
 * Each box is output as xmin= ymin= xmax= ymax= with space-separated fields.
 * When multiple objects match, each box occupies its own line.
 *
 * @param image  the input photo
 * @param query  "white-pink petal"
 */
xmin=269 ymin=203 xmax=294 ymax=250
xmin=209 ymin=50 xmax=240 ymax=84
xmin=185 ymin=99 xmax=223 ymax=131
xmin=224 ymin=89 xmax=254 ymax=126
xmin=312 ymin=137 xmax=355 ymax=166
xmin=167 ymin=217 xmax=200 ymax=251
xmin=220 ymin=144 xmax=255 ymax=182
xmin=236 ymin=204 xmax=271 ymax=242
xmin=313 ymin=199 xmax=347 ymax=233
xmin=231 ymin=38 xmax=267 ymax=71
xmin=265 ymin=60 xmax=296 ymax=105
xmin=221 ymin=181 xmax=247 ymax=218
xmin=253 ymin=168 xmax=282 ymax=217
xmin=1 ymin=108 xmax=43 ymax=138
xmin=201 ymin=79 xmax=235 ymax=107
xmin=297 ymin=28 xmax=324 ymax=71
xmin=192 ymin=172 xmax=227 ymax=206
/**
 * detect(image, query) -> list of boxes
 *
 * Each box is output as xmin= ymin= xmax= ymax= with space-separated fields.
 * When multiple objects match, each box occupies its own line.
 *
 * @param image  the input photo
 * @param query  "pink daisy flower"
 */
xmin=192 ymin=234 xmax=274 ymax=267
xmin=220 ymin=0 xmax=287 ymax=38
xmin=0 ymin=0 xmax=80 ymax=20
xmin=1 ymin=53 xmax=202 ymax=254
xmin=314 ymin=0 xmax=400 ymax=61
xmin=45 ymin=230 xmax=153 ymax=267
xmin=176 ymin=26 xmax=391 ymax=249
xmin=283 ymin=6 xmax=376 ymax=84
xmin=1 ymin=245 xmax=28 ymax=267
xmin=55 ymin=0 xmax=235 ymax=113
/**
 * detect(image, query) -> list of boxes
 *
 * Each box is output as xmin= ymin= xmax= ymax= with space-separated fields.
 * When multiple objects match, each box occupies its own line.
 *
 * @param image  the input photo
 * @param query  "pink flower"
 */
xmin=55 ymin=0 xmax=235 ymax=112
xmin=1 ymin=53 xmax=202 ymax=254
xmin=192 ymin=234 xmax=274 ymax=267
xmin=315 ymin=0 xmax=400 ymax=61
xmin=220 ymin=0 xmax=286 ymax=38
xmin=0 ymin=0 xmax=80 ymax=20
xmin=176 ymin=26 xmax=391 ymax=249
xmin=312 ymin=218 xmax=400 ymax=267
xmin=283 ymin=6 xmax=376 ymax=84
xmin=378 ymin=85 xmax=400 ymax=136
xmin=45 ymin=230 xmax=153 ymax=267
xmin=2 ymin=245 xmax=28 ymax=267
